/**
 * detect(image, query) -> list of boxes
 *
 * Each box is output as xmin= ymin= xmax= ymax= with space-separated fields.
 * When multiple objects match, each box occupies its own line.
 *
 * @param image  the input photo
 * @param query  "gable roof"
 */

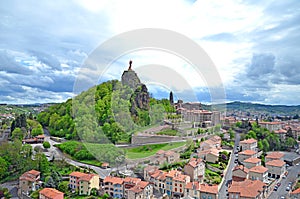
xmin=291 ymin=187 xmax=300 ymax=195
xmin=244 ymin=157 xmax=261 ymax=164
xmin=249 ymin=165 xmax=268 ymax=174
xmin=39 ymin=188 xmax=63 ymax=198
xmin=233 ymin=165 xmax=249 ymax=174
xmin=239 ymin=150 xmax=256 ymax=156
xmin=266 ymin=159 xmax=285 ymax=167
xmin=266 ymin=152 xmax=284 ymax=159
xmin=199 ymin=184 xmax=218 ymax=194
xmin=103 ymin=176 xmax=124 ymax=184
xmin=228 ymin=179 xmax=265 ymax=198
xmin=240 ymin=138 xmax=257 ymax=144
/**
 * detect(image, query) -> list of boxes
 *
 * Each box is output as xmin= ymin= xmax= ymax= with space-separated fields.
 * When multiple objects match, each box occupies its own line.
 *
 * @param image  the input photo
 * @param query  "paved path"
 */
xmin=218 ymin=132 xmax=240 ymax=199
xmin=42 ymin=128 xmax=113 ymax=179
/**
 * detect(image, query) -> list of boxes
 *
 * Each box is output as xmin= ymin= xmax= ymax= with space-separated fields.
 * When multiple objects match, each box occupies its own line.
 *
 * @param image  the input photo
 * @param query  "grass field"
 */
xmin=157 ymin=129 xmax=178 ymax=136
xmin=126 ymin=141 xmax=186 ymax=159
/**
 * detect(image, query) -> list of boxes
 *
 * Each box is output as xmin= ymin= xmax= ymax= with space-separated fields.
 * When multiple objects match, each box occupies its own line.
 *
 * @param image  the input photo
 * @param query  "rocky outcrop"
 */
xmin=130 ymin=84 xmax=150 ymax=116
xmin=121 ymin=69 xmax=141 ymax=91
xmin=121 ymin=61 xmax=150 ymax=123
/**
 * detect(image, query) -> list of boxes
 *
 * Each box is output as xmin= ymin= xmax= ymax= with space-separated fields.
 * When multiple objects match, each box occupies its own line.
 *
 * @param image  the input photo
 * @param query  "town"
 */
xmin=0 ymin=65 xmax=300 ymax=199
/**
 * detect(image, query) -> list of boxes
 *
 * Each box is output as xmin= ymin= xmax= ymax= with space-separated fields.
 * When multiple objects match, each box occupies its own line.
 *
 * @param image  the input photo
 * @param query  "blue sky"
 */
xmin=0 ymin=0 xmax=300 ymax=105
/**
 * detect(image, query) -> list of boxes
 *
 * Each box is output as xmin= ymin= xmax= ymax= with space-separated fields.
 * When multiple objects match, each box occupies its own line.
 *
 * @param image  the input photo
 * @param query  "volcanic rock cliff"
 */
xmin=121 ymin=61 xmax=150 ymax=119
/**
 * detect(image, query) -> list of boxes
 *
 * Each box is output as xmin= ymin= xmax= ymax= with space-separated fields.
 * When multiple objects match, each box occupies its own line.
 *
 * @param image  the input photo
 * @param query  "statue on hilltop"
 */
xmin=128 ymin=60 xmax=132 ymax=70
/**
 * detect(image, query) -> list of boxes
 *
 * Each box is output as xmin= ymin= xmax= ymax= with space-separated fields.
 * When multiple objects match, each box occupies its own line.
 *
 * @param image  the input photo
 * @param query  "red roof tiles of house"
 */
xmin=239 ymin=149 xmax=256 ymax=155
xmin=39 ymin=188 xmax=63 ymax=199
xmin=244 ymin=157 xmax=261 ymax=164
xmin=103 ymin=176 xmax=124 ymax=184
xmin=249 ymin=165 xmax=268 ymax=173
xmin=274 ymin=129 xmax=287 ymax=134
xmin=233 ymin=165 xmax=249 ymax=173
xmin=156 ymin=150 xmax=165 ymax=155
xmin=291 ymin=187 xmax=300 ymax=195
xmin=199 ymin=184 xmax=218 ymax=194
xmin=266 ymin=152 xmax=284 ymax=159
xmin=266 ymin=159 xmax=285 ymax=167
xmin=124 ymin=177 xmax=141 ymax=184
xmin=185 ymin=181 xmax=200 ymax=190
xmin=19 ymin=170 xmax=40 ymax=182
xmin=240 ymin=138 xmax=257 ymax=144
xmin=187 ymin=158 xmax=203 ymax=168
xmin=69 ymin=172 xmax=98 ymax=181
xmin=229 ymin=179 xmax=265 ymax=198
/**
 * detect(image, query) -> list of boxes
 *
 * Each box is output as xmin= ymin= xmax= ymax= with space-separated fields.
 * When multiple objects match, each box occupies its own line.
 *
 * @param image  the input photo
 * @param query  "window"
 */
xmin=175 ymin=188 xmax=177 ymax=192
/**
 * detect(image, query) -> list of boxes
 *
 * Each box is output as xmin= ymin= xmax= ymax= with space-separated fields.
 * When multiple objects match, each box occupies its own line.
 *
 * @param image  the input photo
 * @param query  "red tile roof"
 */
xmin=199 ymin=184 xmax=218 ymax=194
xmin=69 ymin=172 xmax=99 ymax=182
xmin=291 ymin=187 xmax=300 ymax=194
xmin=266 ymin=159 xmax=285 ymax=167
xmin=239 ymin=150 xmax=256 ymax=156
xmin=240 ymin=138 xmax=257 ymax=144
xmin=124 ymin=177 xmax=141 ymax=184
xmin=185 ymin=181 xmax=200 ymax=190
xmin=19 ymin=170 xmax=40 ymax=182
xmin=266 ymin=152 xmax=284 ymax=159
xmin=244 ymin=157 xmax=261 ymax=164
xmin=249 ymin=165 xmax=268 ymax=174
xmin=103 ymin=176 xmax=124 ymax=184
xmin=39 ymin=188 xmax=63 ymax=199
xmin=229 ymin=179 xmax=265 ymax=198
xmin=233 ymin=165 xmax=249 ymax=173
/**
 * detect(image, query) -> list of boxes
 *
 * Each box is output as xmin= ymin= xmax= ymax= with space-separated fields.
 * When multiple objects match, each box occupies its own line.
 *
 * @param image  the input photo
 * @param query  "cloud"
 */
xmin=0 ymin=50 xmax=33 ymax=75
xmin=0 ymin=0 xmax=300 ymax=105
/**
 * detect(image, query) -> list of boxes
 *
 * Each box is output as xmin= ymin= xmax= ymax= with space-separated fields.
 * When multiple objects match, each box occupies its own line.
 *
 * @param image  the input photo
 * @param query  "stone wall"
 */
xmin=131 ymin=133 xmax=182 ymax=145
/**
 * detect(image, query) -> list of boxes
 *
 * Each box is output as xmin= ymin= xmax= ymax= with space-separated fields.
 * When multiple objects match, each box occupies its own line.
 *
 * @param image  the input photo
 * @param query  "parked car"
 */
xmin=277 ymin=182 xmax=281 ymax=187
xmin=286 ymin=186 xmax=290 ymax=191
xmin=274 ymin=186 xmax=278 ymax=191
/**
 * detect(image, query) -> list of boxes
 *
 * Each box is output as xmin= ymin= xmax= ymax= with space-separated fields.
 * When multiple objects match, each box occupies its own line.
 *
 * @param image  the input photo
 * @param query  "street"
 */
xmin=268 ymin=164 xmax=300 ymax=199
xmin=218 ymin=131 xmax=241 ymax=199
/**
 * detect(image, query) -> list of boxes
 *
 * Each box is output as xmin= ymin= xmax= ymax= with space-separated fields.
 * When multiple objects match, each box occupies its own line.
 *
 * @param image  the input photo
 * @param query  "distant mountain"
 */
xmin=223 ymin=101 xmax=300 ymax=116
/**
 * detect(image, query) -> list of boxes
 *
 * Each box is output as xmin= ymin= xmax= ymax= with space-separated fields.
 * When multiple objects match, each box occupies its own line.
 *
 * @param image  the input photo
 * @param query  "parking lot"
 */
xmin=268 ymin=163 xmax=300 ymax=199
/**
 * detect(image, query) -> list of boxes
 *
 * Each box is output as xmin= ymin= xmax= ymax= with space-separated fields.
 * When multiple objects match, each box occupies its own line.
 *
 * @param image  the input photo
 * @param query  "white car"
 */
xmin=296 ymin=163 xmax=299 ymax=166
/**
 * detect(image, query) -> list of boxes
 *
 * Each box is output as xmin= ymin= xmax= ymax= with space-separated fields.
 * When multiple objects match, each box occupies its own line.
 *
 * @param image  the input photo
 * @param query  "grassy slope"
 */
xmin=126 ymin=141 xmax=186 ymax=159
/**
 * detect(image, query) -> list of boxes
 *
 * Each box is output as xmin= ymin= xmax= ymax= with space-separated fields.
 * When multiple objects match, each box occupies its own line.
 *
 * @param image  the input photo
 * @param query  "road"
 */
xmin=218 ymin=131 xmax=241 ymax=199
xmin=41 ymin=128 xmax=113 ymax=179
xmin=268 ymin=164 xmax=300 ymax=199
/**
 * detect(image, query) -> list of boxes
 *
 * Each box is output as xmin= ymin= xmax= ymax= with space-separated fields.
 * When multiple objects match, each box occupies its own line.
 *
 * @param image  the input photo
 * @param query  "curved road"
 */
xmin=43 ymin=128 xmax=113 ymax=179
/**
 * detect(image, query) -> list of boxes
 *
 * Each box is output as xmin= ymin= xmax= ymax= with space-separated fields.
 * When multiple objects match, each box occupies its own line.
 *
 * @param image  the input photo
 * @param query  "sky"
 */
xmin=0 ymin=0 xmax=300 ymax=105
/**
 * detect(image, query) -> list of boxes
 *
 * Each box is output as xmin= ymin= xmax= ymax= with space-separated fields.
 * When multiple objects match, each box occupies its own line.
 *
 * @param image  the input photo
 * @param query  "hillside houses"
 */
xmin=18 ymin=170 xmax=41 ymax=196
xmin=154 ymin=150 xmax=180 ymax=165
xmin=228 ymin=179 xmax=267 ymax=199
xmin=239 ymin=138 xmax=257 ymax=152
xmin=69 ymin=172 xmax=99 ymax=195
xmin=184 ymin=158 xmax=205 ymax=182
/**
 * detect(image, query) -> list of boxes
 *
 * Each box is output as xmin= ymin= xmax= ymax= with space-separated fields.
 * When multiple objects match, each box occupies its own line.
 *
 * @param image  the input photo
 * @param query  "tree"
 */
xmin=0 ymin=187 xmax=11 ymax=199
xmin=0 ymin=157 xmax=8 ymax=179
xmin=257 ymin=140 xmax=263 ymax=151
xmin=11 ymin=127 xmax=24 ymax=140
xmin=45 ymin=176 xmax=56 ymax=188
xmin=58 ymin=181 xmax=68 ymax=193
xmin=285 ymin=137 xmax=296 ymax=148
xmin=262 ymin=139 xmax=269 ymax=152
xmin=229 ymin=129 xmax=235 ymax=139
xmin=43 ymin=141 xmax=51 ymax=149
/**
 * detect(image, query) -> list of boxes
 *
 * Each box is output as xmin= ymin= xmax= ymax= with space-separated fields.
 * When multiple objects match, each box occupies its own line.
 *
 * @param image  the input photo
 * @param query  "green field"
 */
xmin=157 ymin=129 xmax=178 ymax=136
xmin=126 ymin=141 xmax=186 ymax=159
